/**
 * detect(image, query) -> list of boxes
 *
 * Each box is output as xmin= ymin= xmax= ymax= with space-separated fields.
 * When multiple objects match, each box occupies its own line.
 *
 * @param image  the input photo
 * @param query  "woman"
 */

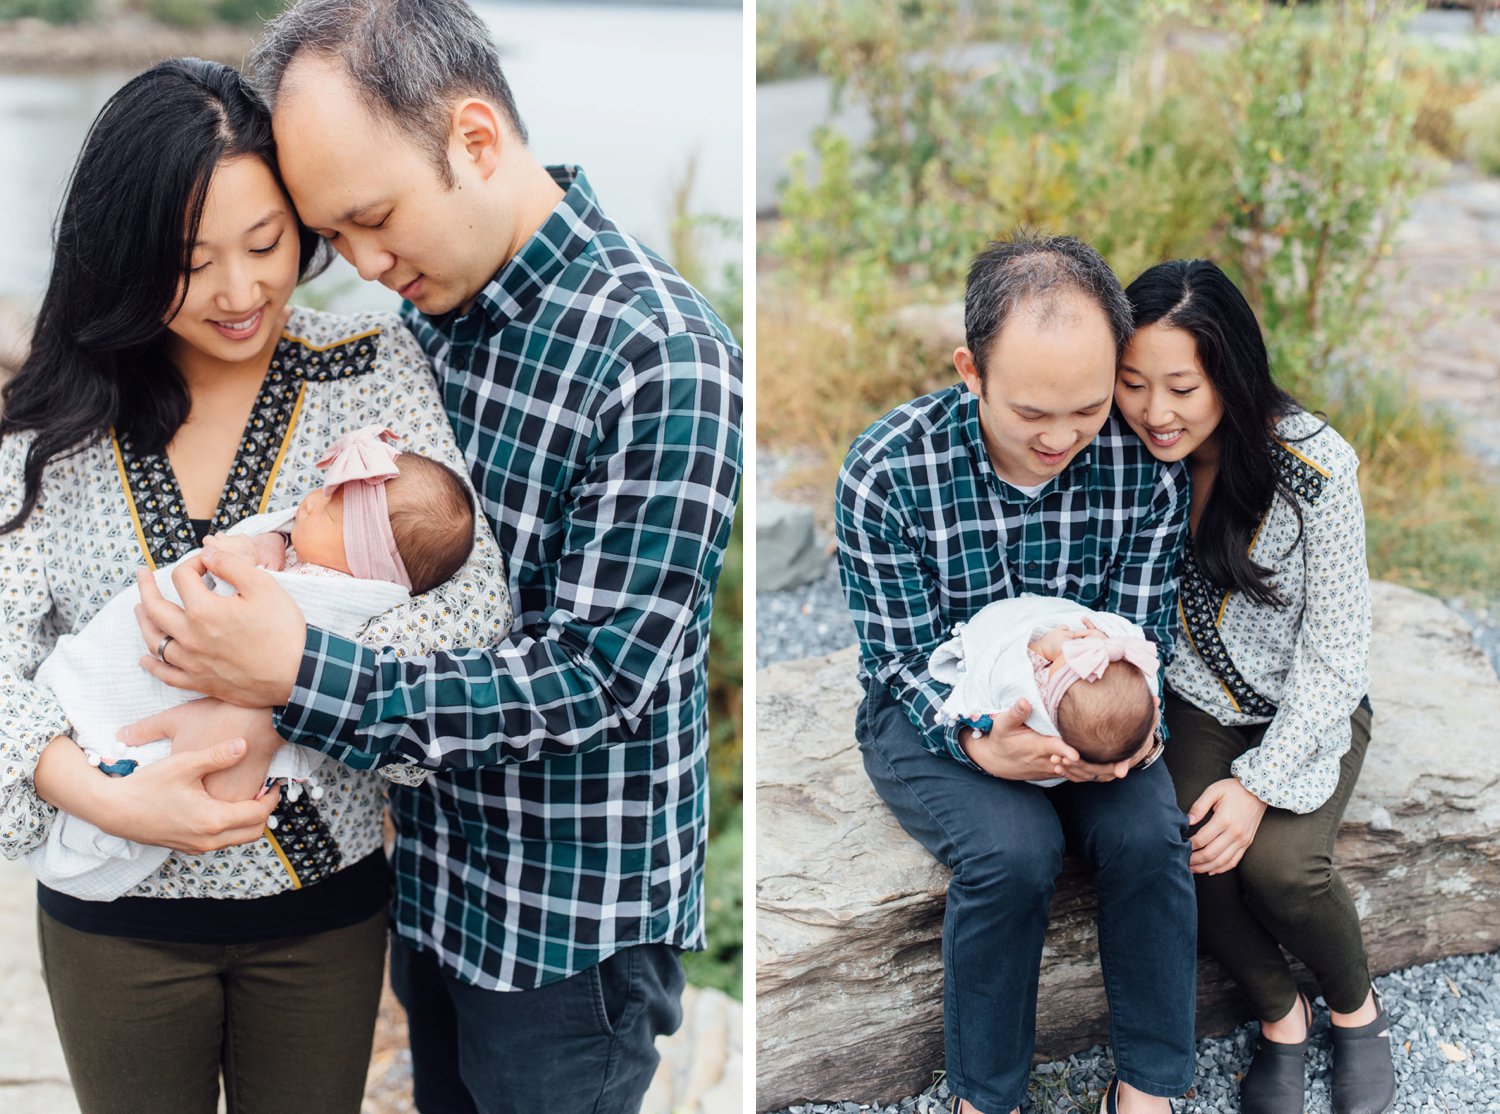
xmin=1115 ymin=259 xmax=1394 ymax=1114
xmin=0 ymin=59 xmax=510 ymax=1112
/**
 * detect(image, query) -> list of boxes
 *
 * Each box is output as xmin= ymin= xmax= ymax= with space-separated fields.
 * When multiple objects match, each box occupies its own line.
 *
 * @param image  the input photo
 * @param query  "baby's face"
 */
xmin=290 ymin=485 xmax=350 ymax=574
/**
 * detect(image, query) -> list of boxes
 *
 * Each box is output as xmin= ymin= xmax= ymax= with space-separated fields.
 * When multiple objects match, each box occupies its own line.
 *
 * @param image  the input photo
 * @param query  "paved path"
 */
xmin=1388 ymin=167 xmax=1500 ymax=467
xmin=0 ymin=857 xmax=741 ymax=1114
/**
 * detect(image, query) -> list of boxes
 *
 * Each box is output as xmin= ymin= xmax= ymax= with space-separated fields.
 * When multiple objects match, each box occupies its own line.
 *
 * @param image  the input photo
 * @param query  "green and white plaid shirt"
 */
xmin=836 ymin=387 xmax=1188 ymax=766
xmin=274 ymin=167 xmax=743 ymax=991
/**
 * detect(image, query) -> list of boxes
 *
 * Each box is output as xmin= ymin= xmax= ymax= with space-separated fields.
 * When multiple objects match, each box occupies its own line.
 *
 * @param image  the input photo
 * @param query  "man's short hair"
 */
xmin=249 ymin=0 xmax=527 ymax=187
xmin=963 ymin=230 xmax=1132 ymax=382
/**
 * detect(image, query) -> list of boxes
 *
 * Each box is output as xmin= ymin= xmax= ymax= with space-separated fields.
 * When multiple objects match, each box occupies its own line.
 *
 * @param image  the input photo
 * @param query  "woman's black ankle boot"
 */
xmin=1241 ymin=994 xmax=1310 ymax=1114
xmin=1330 ymin=993 xmax=1396 ymax=1114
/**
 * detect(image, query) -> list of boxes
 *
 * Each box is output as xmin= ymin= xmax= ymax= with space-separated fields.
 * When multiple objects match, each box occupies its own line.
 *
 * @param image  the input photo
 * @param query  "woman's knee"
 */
xmin=1238 ymin=842 xmax=1333 ymax=923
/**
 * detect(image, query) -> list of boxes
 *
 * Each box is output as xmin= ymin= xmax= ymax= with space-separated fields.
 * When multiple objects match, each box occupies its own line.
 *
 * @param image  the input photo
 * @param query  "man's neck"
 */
xmin=460 ymin=157 xmax=567 ymax=316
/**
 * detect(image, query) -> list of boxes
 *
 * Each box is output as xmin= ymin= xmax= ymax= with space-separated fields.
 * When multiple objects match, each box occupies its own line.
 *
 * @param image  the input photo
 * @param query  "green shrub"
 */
xmin=680 ymin=805 xmax=742 ymax=999
xmin=0 ymin=0 xmax=97 ymax=23
xmin=763 ymin=0 xmax=1500 ymax=597
xmin=1458 ymin=85 xmax=1500 ymax=176
xmin=213 ymin=0 xmax=291 ymax=27
xmin=139 ymin=0 xmax=211 ymax=28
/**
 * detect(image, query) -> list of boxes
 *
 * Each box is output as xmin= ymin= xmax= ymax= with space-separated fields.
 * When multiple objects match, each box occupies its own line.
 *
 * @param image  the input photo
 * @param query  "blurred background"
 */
xmin=0 ymin=2 xmax=742 ymax=1112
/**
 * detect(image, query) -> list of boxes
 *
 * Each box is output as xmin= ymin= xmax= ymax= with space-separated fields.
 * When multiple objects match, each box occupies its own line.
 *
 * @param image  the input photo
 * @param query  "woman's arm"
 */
xmin=1232 ymin=442 xmax=1372 ymax=814
xmin=0 ymin=433 xmax=71 ymax=858
xmin=35 ymin=732 xmax=276 ymax=853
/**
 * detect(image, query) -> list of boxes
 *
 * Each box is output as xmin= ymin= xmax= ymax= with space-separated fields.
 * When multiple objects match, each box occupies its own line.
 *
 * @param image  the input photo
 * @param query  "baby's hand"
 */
xmin=204 ymin=532 xmax=287 ymax=571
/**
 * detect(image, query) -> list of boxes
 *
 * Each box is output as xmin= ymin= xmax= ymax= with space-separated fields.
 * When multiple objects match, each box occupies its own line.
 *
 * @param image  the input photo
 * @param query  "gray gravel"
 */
xmin=764 ymin=949 xmax=1500 ymax=1113
xmin=755 ymin=561 xmax=853 ymax=669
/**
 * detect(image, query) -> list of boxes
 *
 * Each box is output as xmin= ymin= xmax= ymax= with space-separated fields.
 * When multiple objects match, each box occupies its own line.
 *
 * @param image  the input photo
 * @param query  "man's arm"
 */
xmin=275 ymin=332 xmax=742 ymax=771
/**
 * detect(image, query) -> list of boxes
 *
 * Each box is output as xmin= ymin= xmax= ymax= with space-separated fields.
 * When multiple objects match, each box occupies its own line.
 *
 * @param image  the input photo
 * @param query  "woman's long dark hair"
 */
xmin=0 ymin=57 xmax=327 ymax=534
xmin=1125 ymin=259 xmax=1303 ymax=608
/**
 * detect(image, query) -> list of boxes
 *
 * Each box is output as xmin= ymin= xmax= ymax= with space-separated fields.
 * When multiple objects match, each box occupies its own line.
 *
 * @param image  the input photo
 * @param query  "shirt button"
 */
xmin=1026 ymin=561 xmax=1040 ymax=570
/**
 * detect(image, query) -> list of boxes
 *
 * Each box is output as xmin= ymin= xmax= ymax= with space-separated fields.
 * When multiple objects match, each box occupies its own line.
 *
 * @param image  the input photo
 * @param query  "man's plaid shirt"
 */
xmin=835 ymin=386 xmax=1188 ymax=765
xmin=273 ymin=167 xmax=743 ymax=991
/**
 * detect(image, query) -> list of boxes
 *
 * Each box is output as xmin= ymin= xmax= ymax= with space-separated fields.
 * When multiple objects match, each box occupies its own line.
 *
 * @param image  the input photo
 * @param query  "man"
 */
xmin=130 ymin=2 xmax=742 ymax=1111
xmin=837 ymin=232 xmax=1194 ymax=1114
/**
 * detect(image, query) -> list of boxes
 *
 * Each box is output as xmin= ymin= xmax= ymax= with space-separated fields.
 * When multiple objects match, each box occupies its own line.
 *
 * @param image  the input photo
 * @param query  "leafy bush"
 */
xmin=135 ymin=0 xmax=289 ymax=28
xmin=0 ymin=0 xmax=97 ymax=23
xmin=680 ymin=805 xmax=742 ymax=999
xmin=1458 ymin=85 xmax=1500 ymax=176
xmin=762 ymin=0 xmax=1500 ymax=595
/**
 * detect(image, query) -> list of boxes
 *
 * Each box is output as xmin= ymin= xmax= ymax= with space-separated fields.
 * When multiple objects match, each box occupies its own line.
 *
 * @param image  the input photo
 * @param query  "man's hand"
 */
xmin=35 ymin=735 xmax=278 ymax=853
xmin=203 ymin=532 xmax=288 ymax=571
xmin=121 ymin=699 xmax=285 ymax=802
xmin=133 ymin=549 xmax=307 ymax=707
xmin=1187 ymin=777 xmax=1270 ymax=875
xmin=960 ymin=700 xmax=1083 ymax=781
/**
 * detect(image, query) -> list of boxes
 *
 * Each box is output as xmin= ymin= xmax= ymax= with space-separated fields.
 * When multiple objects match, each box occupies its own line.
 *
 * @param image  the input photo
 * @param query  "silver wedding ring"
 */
xmin=155 ymin=634 xmax=174 ymax=664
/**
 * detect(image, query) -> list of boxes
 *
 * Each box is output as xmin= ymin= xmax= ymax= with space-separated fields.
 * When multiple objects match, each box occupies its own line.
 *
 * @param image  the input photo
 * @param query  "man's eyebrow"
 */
xmin=1013 ymin=397 xmax=1111 ymax=415
xmin=334 ymin=201 xmax=387 ymax=225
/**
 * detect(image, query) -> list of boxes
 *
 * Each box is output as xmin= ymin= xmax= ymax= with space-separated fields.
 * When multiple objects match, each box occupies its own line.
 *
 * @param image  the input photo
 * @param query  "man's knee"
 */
xmin=1087 ymin=795 xmax=1189 ymax=876
xmin=953 ymin=834 xmax=1063 ymax=903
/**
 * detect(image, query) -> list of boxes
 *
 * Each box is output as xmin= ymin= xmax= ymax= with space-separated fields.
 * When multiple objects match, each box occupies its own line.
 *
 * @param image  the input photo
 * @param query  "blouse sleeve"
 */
xmin=1232 ymin=449 xmax=1371 ymax=814
xmin=346 ymin=317 xmax=515 ymax=785
xmin=0 ymin=432 xmax=67 ymax=855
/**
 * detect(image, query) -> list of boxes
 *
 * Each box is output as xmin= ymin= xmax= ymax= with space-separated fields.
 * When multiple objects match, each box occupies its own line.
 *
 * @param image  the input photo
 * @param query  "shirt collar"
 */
xmin=956 ymin=388 xmax=1093 ymax=503
xmin=424 ymin=164 xmax=604 ymax=337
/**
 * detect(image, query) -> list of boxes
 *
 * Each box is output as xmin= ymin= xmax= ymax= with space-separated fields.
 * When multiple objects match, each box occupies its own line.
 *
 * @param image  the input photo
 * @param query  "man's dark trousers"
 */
xmin=392 ymin=938 xmax=684 ymax=1114
xmin=857 ymin=682 xmax=1198 ymax=1113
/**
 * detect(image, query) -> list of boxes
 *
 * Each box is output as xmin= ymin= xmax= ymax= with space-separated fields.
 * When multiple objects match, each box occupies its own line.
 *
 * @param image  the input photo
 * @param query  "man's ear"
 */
xmin=954 ymin=346 xmax=983 ymax=398
xmin=451 ymin=98 xmax=505 ymax=179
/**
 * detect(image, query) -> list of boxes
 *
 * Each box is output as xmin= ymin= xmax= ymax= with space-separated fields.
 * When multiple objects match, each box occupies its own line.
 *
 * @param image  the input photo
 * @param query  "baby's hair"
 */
xmin=1054 ymin=661 xmax=1156 ymax=765
xmin=384 ymin=452 xmax=476 ymax=595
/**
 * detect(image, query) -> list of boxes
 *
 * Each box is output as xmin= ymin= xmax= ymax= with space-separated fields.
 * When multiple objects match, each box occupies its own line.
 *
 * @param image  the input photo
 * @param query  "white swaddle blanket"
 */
xmin=928 ymin=595 xmax=1159 ymax=786
xmin=31 ymin=508 xmax=409 ymax=901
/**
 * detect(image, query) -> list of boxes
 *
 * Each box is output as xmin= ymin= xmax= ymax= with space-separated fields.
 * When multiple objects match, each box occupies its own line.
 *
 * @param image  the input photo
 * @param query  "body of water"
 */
xmin=0 ymin=0 xmax=742 ymax=314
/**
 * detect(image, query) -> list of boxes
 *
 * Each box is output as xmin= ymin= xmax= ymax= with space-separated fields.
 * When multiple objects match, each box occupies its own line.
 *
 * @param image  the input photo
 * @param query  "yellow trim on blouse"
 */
xmin=110 ymin=432 xmax=156 ymax=572
xmin=259 ymin=383 xmax=308 ymax=514
xmin=279 ymin=326 xmax=381 ymax=353
xmin=262 ymin=825 xmax=303 ymax=889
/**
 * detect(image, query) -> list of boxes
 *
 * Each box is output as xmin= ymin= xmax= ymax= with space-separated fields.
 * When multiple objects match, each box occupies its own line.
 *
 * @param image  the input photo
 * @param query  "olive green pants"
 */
xmin=1162 ymin=691 xmax=1374 ymax=1021
xmin=38 ymin=908 xmax=387 ymax=1114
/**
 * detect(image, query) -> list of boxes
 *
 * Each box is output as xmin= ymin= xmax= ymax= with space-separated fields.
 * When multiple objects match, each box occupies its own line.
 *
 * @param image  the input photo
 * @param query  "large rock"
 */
xmin=758 ymin=498 xmax=830 ymax=592
xmin=755 ymin=582 xmax=1500 ymax=1111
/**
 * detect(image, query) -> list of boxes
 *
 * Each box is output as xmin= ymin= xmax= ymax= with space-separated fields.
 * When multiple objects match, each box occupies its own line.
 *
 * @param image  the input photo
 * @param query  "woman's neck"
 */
xmin=1187 ymin=437 xmax=1221 ymax=535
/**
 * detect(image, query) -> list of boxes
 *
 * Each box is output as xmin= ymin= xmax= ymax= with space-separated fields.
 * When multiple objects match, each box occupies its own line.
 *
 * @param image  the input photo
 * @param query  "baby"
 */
xmin=31 ymin=426 xmax=476 ymax=900
xmin=930 ymin=595 xmax=1161 ymax=784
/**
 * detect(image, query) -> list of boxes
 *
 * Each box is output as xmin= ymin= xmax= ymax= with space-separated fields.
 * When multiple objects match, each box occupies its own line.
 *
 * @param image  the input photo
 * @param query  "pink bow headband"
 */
xmin=316 ymin=426 xmax=411 ymax=590
xmin=1038 ymin=633 xmax=1159 ymax=724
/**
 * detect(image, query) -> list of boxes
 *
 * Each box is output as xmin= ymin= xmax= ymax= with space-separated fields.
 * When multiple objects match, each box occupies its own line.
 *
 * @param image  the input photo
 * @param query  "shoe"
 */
xmin=1330 ymin=991 xmax=1396 ymax=1114
xmin=1241 ymin=993 xmax=1311 ymax=1114
xmin=1103 ymin=1076 xmax=1121 ymax=1114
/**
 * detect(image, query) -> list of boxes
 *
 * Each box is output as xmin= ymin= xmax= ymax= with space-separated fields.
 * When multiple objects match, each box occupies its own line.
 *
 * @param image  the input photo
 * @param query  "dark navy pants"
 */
xmin=857 ymin=682 xmax=1198 ymax=1112
xmin=391 ymin=938 xmax=684 ymax=1114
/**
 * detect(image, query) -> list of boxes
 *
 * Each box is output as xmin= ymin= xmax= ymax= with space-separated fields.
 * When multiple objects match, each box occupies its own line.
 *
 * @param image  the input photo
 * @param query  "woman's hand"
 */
xmin=1187 ymin=777 xmax=1269 ymax=874
xmin=35 ymin=735 xmax=277 ymax=854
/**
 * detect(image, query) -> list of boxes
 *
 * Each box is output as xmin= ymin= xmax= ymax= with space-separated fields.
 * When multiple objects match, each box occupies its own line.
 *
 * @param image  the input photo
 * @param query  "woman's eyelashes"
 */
xmin=187 ymin=237 xmax=283 ymax=273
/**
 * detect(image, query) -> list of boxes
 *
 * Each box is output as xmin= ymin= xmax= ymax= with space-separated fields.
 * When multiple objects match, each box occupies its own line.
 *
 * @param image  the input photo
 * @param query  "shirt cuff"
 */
xmin=942 ymin=720 xmax=985 ymax=772
xmin=272 ymin=626 xmax=380 ymax=768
